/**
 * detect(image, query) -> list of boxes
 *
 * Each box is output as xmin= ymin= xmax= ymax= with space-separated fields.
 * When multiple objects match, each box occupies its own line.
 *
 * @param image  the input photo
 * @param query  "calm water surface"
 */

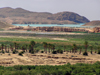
xmin=13 ymin=24 xmax=84 ymax=27
xmin=12 ymin=23 xmax=95 ymax=28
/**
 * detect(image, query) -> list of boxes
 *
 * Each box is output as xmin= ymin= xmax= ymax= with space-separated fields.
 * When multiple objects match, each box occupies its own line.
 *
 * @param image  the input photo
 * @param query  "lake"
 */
xmin=12 ymin=23 xmax=94 ymax=28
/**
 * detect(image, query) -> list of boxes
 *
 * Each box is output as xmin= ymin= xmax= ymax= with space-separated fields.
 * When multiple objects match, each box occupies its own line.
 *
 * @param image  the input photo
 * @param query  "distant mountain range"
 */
xmin=0 ymin=7 xmax=90 ymax=24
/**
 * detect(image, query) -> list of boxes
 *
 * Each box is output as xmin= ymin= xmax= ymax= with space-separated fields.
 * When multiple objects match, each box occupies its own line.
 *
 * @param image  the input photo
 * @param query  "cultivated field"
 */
xmin=0 ymin=31 xmax=100 ymax=67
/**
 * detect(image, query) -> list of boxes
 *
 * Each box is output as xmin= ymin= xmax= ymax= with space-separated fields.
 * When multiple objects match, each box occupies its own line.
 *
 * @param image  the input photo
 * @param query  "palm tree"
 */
xmin=16 ymin=43 xmax=20 ymax=49
xmin=64 ymin=45 xmax=66 ymax=52
xmin=97 ymin=46 xmax=100 ymax=53
xmin=47 ymin=43 xmax=51 ymax=53
xmin=84 ymin=41 xmax=88 ymax=52
xmin=5 ymin=44 xmax=7 ymax=52
xmin=43 ymin=42 xmax=47 ymax=53
xmin=10 ymin=44 xmax=14 ymax=51
xmin=7 ymin=44 xmax=10 ymax=52
xmin=90 ymin=46 xmax=93 ymax=54
xmin=79 ymin=46 xmax=82 ymax=54
xmin=73 ymin=44 xmax=77 ymax=54
xmin=14 ymin=42 xmax=17 ymax=51
xmin=30 ymin=41 xmax=35 ymax=53
xmin=22 ymin=44 xmax=26 ymax=52
xmin=52 ymin=44 xmax=55 ymax=52
xmin=1 ymin=44 xmax=4 ymax=52
xmin=25 ymin=44 xmax=28 ymax=52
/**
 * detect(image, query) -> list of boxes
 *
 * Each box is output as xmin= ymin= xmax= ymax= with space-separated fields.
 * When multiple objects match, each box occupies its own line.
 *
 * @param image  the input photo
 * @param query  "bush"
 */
xmin=52 ymin=51 xmax=57 ymax=54
xmin=6 ymin=51 xmax=9 ymax=53
xmin=21 ymin=51 xmax=25 ymax=54
xmin=98 ymin=50 xmax=100 ymax=54
xmin=91 ymin=51 xmax=92 ymax=54
xmin=12 ymin=50 xmax=16 ymax=54
xmin=31 ymin=51 xmax=34 ymax=54
xmin=8 ymin=53 xmax=10 ymax=56
xmin=35 ymin=48 xmax=39 ymax=53
xmin=2 ymin=51 xmax=5 ymax=54
xmin=41 ymin=51 xmax=44 ymax=53
xmin=57 ymin=49 xmax=63 ymax=54
xmin=83 ymin=51 xmax=88 ymax=56
xmin=19 ymin=52 xmax=23 ymax=56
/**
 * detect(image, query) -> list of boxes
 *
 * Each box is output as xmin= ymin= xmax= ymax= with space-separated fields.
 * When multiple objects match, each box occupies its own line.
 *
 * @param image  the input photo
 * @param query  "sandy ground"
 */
xmin=0 ymin=51 xmax=100 ymax=67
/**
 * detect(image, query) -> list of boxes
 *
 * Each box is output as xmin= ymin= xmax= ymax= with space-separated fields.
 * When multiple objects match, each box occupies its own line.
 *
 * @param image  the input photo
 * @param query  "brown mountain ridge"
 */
xmin=83 ymin=21 xmax=100 ymax=26
xmin=0 ymin=7 xmax=90 ymax=24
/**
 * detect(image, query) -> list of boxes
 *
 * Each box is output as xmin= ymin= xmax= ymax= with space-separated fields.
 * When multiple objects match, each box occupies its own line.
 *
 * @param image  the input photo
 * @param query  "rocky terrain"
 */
xmin=83 ymin=21 xmax=100 ymax=26
xmin=0 ymin=7 xmax=90 ymax=24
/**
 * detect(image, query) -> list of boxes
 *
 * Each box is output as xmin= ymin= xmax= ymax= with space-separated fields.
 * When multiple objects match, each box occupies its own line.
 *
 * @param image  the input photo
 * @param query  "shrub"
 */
xmin=91 ymin=51 xmax=92 ymax=54
xmin=57 ymin=49 xmax=63 ymax=54
xmin=8 ymin=53 xmax=10 ymax=56
xmin=35 ymin=48 xmax=39 ymax=53
xmin=19 ymin=52 xmax=23 ymax=56
xmin=83 ymin=51 xmax=88 ymax=56
xmin=21 ymin=51 xmax=25 ymax=54
xmin=12 ymin=50 xmax=16 ymax=54
xmin=41 ymin=51 xmax=44 ymax=53
xmin=31 ymin=51 xmax=34 ymax=54
xmin=98 ymin=50 xmax=100 ymax=54
xmin=52 ymin=51 xmax=57 ymax=54
xmin=6 ymin=51 xmax=9 ymax=53
xmin=2 ymin=51 xmax=5 ymax=54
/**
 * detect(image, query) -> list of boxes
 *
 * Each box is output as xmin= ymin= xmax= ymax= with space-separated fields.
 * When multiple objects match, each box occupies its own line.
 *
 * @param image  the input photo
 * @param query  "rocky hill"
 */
xmin=0 ymin=21 xmax=14 ymax=29
xmin=0 ymin=7 xmax=90 ymax=24
xmin=83 ymin=21 xmax=100 ymax=26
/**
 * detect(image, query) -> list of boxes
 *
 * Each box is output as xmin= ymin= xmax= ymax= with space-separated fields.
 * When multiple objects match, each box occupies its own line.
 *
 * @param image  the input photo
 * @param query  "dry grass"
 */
xmin=0 ymin=51 xmax=100 ymax=66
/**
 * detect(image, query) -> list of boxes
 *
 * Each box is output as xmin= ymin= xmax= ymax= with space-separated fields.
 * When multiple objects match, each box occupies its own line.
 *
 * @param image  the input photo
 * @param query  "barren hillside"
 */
xmin=83 ymin=21 xmax=100 ymax=26
xmin=0 ymin=7 xmax=90 ymax=24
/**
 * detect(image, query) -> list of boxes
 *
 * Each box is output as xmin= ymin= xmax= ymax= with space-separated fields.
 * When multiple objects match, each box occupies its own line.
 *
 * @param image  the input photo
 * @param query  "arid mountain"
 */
xmin=0 ymin=7 xmax=90 ymax=24
xmin=0 ymin=21 xmax=14 ymax=28
xmin=83 ymin=21 xmax=100 ymax=26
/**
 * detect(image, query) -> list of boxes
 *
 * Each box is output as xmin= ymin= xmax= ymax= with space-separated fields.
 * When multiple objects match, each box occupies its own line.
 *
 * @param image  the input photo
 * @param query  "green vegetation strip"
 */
xmin=0 ymin=62 xmax=100 ymax=75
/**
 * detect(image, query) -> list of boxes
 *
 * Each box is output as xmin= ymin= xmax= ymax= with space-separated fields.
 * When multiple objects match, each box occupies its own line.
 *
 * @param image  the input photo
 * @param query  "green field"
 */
xmin=0 ymin=32 xmax=100 ymax=51
xmin=0 ymin=62 xmax=100 ymax=75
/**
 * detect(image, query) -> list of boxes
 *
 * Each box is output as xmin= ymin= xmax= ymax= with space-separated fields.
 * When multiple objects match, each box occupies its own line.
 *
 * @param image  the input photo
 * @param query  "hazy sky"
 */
xmin=0 ymin=0 xmax=100 ymax=21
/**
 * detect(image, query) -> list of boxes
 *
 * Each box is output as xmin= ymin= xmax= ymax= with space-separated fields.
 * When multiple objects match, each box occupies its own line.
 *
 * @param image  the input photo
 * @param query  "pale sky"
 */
xmin=0 ymin=0 xmax=100 ymax=21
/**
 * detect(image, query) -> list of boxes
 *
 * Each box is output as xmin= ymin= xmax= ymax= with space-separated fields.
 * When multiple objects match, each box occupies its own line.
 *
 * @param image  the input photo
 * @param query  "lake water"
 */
xmin=12 ymin=23 xmax=94 ymax=28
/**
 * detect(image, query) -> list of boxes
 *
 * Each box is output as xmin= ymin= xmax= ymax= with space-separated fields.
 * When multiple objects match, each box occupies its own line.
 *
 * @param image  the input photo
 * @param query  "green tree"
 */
xmin=10 ymin=44 xmax=14 ymax=51
xmin=14 ymin=42 xmax=17 ymax=51
xmin=7 ymin=44 xmax=10 ymax=52
xmin=30 ymin=41 xmax=35 ymax=53
xmin=64 ymin=45 xmax=66 ymax=52
xmin=47 ymin=43 xmax=51 ymax=53
xmin=90 ymin=46 xmax=93 ymax=54
xmin=1 ymin=44 xmax=4 ymax=52
xmin=5 ymin=44 xmax=7 ymax=52
xmin=73 ymin=44 xmax=77 ymax=54
xmin=25 ymin=44 xmax=28 ymax=52
xmin=79 ymin=46 xmax=82 ymax=54
xmin=84 ymin=41 xmax=88 ymax=52
xmin=43 ymin=42 xmax=47 ymax=53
